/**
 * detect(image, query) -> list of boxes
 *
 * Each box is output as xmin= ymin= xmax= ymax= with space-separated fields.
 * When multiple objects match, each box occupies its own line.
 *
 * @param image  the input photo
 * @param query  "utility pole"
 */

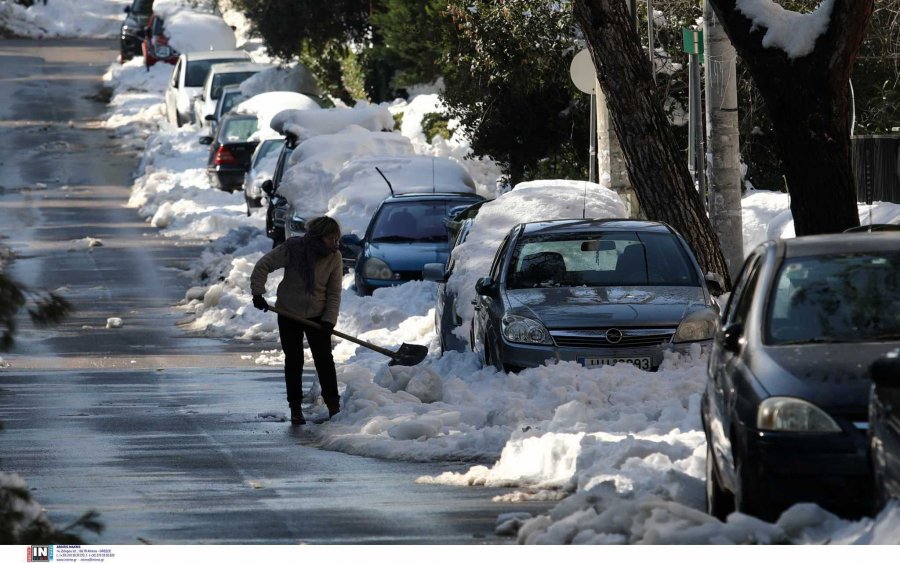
xmin=703 ymin=2 xmax=744 ymax=278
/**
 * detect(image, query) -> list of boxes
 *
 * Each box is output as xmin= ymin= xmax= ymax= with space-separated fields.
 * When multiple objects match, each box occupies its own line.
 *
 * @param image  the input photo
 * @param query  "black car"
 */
xmin=870 ymin=348 xmax=900 ymax=511
xmin=703 ymin=233 xmax=900 ymax=521
xmin=199 ymin=113 xmax=259 ymax=193
xmin=119 ymin=0 xmax=153 ymax=62
xmin=470 ymin=219 xmax=721 ymax=373
xmin=260 ymin=133 xmax=298 ymax=247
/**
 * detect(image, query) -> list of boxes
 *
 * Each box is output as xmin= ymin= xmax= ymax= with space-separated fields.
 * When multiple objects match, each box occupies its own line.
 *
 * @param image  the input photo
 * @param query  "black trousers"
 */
xmin=277 ymin=315 xmax=339 ymax=407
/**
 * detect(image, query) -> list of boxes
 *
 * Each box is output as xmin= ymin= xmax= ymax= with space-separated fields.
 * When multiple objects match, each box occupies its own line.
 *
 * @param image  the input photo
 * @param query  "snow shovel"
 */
xmin=267 ymin=305 xmax=428 ymax=367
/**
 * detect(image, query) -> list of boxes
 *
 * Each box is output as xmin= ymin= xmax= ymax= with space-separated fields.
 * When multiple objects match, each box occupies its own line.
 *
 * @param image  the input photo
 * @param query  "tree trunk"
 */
xmin=573 ymin=0 xmax=732 ymax=287
xmin=703 ymin=4 xmax=744 ymax=277
xmin=708 ymin=0 xmax=873 ymax=235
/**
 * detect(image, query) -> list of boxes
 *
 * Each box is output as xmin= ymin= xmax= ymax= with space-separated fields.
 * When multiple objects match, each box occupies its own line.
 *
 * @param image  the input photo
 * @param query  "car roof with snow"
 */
xmin=517 ymin=218 xmax=674 ymax=237
xmin=184 ymin=49 xmax=250 ymax=62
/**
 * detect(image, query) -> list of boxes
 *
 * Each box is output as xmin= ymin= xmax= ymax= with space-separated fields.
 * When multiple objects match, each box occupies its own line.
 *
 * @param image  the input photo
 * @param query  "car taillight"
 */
xmin=214 ymin=146 xmax=237 ymax=165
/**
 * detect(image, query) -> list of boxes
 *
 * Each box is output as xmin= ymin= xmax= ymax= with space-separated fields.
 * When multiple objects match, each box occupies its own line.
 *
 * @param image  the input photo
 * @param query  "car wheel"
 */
xmin=706 ymin=442 xmax=735 ymax=520
xmin=733 ymin=452 xmax=769 ymax=520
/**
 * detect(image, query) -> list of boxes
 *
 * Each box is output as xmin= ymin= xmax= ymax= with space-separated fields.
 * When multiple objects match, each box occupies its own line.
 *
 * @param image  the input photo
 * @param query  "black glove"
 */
xmin=319 ymin=321 xmax=335 ymax=335
xmin=252 ymin=294 xmax=269 ymax=311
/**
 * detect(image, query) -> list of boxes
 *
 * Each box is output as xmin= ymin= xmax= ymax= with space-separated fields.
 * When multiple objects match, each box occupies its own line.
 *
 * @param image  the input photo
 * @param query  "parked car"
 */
xmin=243 ymin=136 xmax=283 ymax=216
xmin=204 ymin=84 xmax=246 ymax=134
xmin=342 ymin=193 xmax=486 ymax=296
xmin=260 ymin=134 xmax=299 ymax=247
xmin=199 ymin=112 xmax=259 ymax=192
xmin=141 ymin=13 xmax=178 ymax=68
xmin=470 ymin=219 xmax=721 ymax=373
xmin=424 ymin=200 xmax=488 ymax=354
xmin=193 ymin=62 xmax=274 ymax=129
xmin=869 ymin=348 xmax=900 ymax=511
xmin=702 ymin=232 xmax=900 ymax=522
xmin=165 ymin=50 xmax=251 ymax=127
xmin=119 ymin=0 xmax=153 ymax=62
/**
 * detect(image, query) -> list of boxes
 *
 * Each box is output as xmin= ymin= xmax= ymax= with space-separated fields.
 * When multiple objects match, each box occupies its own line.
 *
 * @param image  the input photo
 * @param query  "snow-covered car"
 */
xmin=119 ymin=0 xmax=153 ymax=62
xmin=165 ymin=50 xmax=251 ymax=126
xmin=242 ymin=136 xmax=283 ymax=215
xmin=192 ymin=61 xmax=274 ymax=129
xmin=141 ymin=10 xmax=236 ymax=69
xmin=703 ymin=232 xmax=900 ymax=522
xmin=471 ymin=218 xmax=722 ymax=373
xmin=425 ymin=180 xmax=630 ymax=355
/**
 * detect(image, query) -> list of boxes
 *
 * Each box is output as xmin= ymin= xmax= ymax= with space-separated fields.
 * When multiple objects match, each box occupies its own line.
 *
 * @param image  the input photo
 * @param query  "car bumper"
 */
xmin=737 ymin=420 xmax=873 ymax=516
xmin=208 ymin=169 xmax=246 ymax=192
xmin=497 ymin=340 xmax=708 ymax=371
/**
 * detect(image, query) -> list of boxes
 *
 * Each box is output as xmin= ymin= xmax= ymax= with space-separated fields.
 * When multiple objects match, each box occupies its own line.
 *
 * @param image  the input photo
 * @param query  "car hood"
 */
xmin=505 ymin=286 xmax=708 ymax=328
xmin=750 ymin=342 xmax=898 ymax=410
xmin=366 ymin=241 xmax=449 ymax=272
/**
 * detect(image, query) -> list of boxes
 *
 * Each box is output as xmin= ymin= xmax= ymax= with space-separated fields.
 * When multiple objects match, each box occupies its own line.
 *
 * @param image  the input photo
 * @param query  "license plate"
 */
xmin=579 ymin=356 xmax=651 ymax=370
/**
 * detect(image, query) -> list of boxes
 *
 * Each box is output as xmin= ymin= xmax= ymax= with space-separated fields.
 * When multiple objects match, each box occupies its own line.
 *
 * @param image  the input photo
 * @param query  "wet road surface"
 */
xmin=0 ymin=38 xmax=547 ymax=544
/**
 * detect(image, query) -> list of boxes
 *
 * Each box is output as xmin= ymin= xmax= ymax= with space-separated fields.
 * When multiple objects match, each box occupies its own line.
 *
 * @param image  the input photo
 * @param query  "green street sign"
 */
xmin=682 ymin=28 xmax=704 ymax=56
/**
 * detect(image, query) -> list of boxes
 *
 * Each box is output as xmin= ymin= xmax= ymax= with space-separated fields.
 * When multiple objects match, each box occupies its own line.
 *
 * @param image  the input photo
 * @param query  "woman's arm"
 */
xmin=249 ymin=244 xmax=287 ymax=296
xmin=320 ymin=252 xmax=343 ymax=325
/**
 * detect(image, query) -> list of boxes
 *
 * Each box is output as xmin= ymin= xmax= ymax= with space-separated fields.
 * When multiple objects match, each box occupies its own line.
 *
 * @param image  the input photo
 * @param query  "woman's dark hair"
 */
xmin=305 ymin=216 xmax=341 ymax=240
xmin=285 ymin=216 xmax=341 ymax=293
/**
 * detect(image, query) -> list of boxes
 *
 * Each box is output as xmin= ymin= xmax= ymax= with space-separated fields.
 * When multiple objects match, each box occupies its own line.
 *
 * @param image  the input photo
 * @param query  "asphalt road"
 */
xmin=0 ymin=38 xmax=546 ymax=545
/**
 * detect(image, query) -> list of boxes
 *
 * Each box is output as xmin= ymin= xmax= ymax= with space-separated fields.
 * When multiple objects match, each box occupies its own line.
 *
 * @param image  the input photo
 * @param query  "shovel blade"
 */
xmin=388 ymin=343 xmax=429 ymax=366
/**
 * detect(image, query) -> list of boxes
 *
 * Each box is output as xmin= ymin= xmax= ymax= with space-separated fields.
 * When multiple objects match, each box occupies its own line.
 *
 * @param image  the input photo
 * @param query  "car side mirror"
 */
xmin=870 ymin=348 xmax=900 ymax=386
xmin=198 ymin=136 xmax=213 ymax=145
xmin=422 ymin=263 xmax=447 ymax=283
xmin=705 ymin=272 xmax=726 ymax=296
xmin=340 ymin=234 xmax=362 ymax=259
xmin=261 ymin=179 xmax=274 ymax=196
xmin=205 ymin=114 xmax=215 ymax=122
xmin=124 ymin=6 xmax=131 ymax=12
xmin=721 ymin=323 xmax=744 ymax=353
xmin=475 ymin=276 xmax=497 ymax=297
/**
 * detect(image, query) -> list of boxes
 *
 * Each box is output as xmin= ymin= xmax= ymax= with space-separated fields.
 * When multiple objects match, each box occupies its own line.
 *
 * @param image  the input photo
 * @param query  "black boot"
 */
xmin=290 ymin=405 xmax=306 ymax=426
xmin=324 ymin=397 xmax=340 ymax=419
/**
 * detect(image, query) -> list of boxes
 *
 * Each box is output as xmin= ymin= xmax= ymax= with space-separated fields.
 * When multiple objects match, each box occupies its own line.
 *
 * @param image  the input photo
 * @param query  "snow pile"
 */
xmin=162 ymin=10 xmax=237 ymax=54
xmin=271 ymin=105 xmax=395 ymax=142
xmin=735 ymin=0 xmax=834 ymax=59
xmin=234 ymin=91 xmax=321 ymax=139
xmin=0 ymin=0 xmax=128 ymax=38
xmin=239 ymin=65 xmax=322 ymax=98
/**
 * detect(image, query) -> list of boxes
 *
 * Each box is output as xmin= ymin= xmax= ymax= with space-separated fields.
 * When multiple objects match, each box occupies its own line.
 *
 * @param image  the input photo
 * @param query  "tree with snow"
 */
xmin=708 ymin=0 xmax=873 ymax=235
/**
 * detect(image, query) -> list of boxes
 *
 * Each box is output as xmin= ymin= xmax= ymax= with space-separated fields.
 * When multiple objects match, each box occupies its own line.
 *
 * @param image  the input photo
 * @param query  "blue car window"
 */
xmin=371 ymin=199 xmax=480 ymax=243
xmin=766 ymin=251 xmax=900 ymax=344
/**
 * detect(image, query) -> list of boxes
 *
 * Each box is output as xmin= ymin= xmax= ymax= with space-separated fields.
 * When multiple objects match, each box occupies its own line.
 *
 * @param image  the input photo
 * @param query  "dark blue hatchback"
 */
xmin=343 ymin=193 xmax=485 ymax=296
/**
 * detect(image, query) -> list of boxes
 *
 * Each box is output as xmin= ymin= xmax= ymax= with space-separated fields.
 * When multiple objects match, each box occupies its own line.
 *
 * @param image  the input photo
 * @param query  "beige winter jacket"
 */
xmin=250 ymin=244 xmax=343 ymax=325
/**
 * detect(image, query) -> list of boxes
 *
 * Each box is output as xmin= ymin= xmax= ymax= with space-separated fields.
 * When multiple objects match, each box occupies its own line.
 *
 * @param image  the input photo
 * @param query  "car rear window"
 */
xmin=506 ymin=231 xmax=698 ymax=289
xmin=187 ymin=58 xmax=244 ymax=88
xmin=766 ymin=251 xmax=900 ymax=344
xmin=219 ymin=117 xmax=259 ymax=142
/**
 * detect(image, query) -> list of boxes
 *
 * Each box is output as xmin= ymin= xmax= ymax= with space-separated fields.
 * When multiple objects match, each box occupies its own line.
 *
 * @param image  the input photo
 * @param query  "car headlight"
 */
xmin=673 ymin=308 xmax=718 ymax=343
xmin=757 ymin=397 xmax=842 ymax=432
xmin=363 ymin=257 xmax=394 ymax=280
xmin=502 ymin=315 xmax=553 ymax=345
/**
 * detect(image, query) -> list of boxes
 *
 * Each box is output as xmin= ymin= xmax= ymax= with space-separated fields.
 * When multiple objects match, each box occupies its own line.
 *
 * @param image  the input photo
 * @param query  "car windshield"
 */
xmin=505 ymin=231 xmax=698 ymax=289
xmin=210 ymin=71 xmax=257 ymax=100
xmin=254 ymin=140 xmax=282 ymax=167
xmin=370 ymin=199 xmax=480 ymax=243
xmin=219 ymin=116 xmax=258 ymax=143
xmin=766 ymin=251 xmax=900 ymax=344
xmin=220 ymin=91 xmax=245 ymax=115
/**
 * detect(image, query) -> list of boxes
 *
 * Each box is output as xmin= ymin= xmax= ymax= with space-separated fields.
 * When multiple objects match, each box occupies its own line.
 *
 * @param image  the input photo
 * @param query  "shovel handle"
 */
xmin=267 ymin=305 xmax=400 ymax=360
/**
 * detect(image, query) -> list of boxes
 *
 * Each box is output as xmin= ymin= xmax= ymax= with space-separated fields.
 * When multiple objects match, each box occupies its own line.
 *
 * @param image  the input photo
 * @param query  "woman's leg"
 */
xmin=304 ymin=319 xmax=339 ymax=414
xmin=277 ymin=315 xmax=305 ymax=407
